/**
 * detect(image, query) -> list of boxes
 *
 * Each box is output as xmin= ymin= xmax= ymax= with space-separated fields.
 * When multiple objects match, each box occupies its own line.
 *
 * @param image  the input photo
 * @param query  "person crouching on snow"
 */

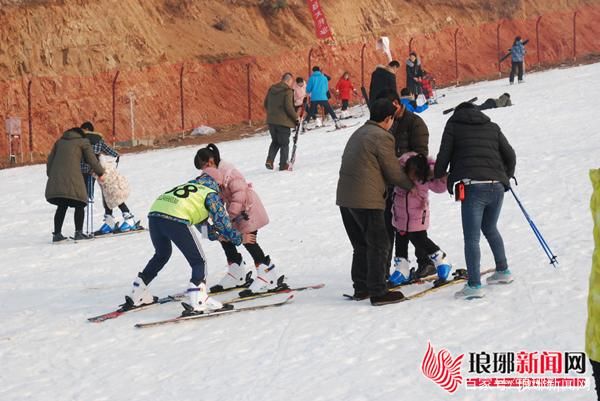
xmin=125 ymin=172 xmax=256 ymax=314
xmin=194 ymin=143 xmax=287 ymax=297
xmin=390 ymin=153 xmax=451 ymax=286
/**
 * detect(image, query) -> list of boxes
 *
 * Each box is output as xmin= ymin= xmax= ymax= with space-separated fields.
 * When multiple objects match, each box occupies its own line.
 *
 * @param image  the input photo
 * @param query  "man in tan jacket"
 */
xmin=336 ymin=98 xmax=414 ymax=305
xmin=264 ymin=72 xmax=297 ymax=171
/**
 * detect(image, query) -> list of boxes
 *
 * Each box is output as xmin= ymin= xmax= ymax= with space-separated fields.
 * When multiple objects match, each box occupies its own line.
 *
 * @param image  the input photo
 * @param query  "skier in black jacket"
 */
xmin=368 ymin=60 xmax=400 ymax=106
xmin=434 ymin=102 xmax=516 ymax=300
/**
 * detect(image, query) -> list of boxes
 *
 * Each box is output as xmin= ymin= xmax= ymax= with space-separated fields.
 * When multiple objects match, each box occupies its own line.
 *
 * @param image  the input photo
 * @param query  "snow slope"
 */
xmin=1 ymin=63 xmax=599 ymax=401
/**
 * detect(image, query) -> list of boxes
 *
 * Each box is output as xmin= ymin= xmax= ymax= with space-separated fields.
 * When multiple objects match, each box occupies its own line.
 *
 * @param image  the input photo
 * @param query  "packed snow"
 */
xmin=1 ymin=63 xmax=599 ymax=401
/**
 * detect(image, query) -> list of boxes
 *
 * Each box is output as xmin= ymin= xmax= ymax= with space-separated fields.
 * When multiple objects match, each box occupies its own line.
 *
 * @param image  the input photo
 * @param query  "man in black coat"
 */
xmin=368 ymin=60 xmax=400 ymax=106
xmin=434 ymin=102 xmax=516 ymax=299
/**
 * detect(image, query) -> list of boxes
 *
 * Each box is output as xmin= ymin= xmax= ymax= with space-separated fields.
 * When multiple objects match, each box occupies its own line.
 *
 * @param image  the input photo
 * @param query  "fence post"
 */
xmin=536 ymin=16 xmax=543 ymax=66
xmin=246 ymin=63 xmax=252 ymax=126
xmin=496 ymin=22 xmax=502 ymax=76
xmin=360 ymin=43 xmax=366 ymax=88
xmin=27 ymin=79 xmax=33 ymax=161
xmin=179 ymin=64 xmax=185 ymax=132
xmin=573 ymin=11 xmax=578 ymax=61
xmin=308 ymin=48 xmax=314 ymax=77
xmin=454 ymin=28 xmax=460 ymax=85
xmin=112 ymin=70 xmax=120 ymax=147
xmin=409 ymin=37 xmax=414 ymax=54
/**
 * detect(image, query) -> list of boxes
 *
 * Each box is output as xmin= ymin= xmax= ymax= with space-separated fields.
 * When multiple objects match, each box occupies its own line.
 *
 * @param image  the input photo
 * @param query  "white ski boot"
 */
xmin=239 ymin=257 xmax=286 ymax=297
xmin=389 ymin=257 xmax=411 ymax=286
xmin=95 ymin=214 xmax=116 ymax=235
xmin=210 ymin=261 xmax=252 ymax=293
xmin=183 ymin=282 xmax=224 ymax=314
xmin=315 ymin=117 xmax=323 ymax=128
xmin=119 ymin=212 xmax=136 ymax=232
xmin=429 ymin=250 xmax=452 ymax=281
xmin=126 ymin=276 xmax=156 ymax=307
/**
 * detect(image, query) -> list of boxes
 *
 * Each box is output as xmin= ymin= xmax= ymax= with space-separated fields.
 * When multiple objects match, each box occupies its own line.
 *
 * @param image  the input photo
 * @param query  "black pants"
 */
xmin=395 ymin=231 xmax=440 ymax=259
xmin=306 ymin=100 xmax=338 ymax=122
xmin=140 ymin=216 xmax=206 ymax=286
xmin=49 ymin=198 xmax=87 ymax=234
xmin=267 ymin=124 xmax=291 ymax=169
xmin=103 ymin=200 xmax=130 ymax=216
xmin=340 ymin=206 xmax=390 ymax=297
xmin=510 ymin=61 xmax=524 ymax=83
xmin=220 ymin=230 xmax=267 ymax=266
xmin=341 ymin=99 xmax=349 ymax=111
xmin=478 ymin=98 xmax=497 ymax=111
xmin=592 ymin=359 xmax=600 ymax=401
xmin=384 ymin=189 xmax=432 ymax=268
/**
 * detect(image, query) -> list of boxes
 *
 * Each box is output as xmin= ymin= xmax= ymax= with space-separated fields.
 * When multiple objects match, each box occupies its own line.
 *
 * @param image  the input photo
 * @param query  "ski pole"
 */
xmin=509 ymin=186 xmax=558 ymax=267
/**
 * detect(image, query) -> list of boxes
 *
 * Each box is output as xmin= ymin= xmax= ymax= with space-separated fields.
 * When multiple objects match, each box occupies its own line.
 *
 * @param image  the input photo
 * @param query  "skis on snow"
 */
xmin=342 ymin=268 xmax=495 ymax=301
xmin=87 ymin=283 xmax=324 ymax=323
xmin=134 ymin=294 xmax=294 ymax=329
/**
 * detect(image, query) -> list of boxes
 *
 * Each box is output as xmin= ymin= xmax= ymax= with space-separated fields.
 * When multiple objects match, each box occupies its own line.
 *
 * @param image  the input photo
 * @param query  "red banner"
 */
xmin=307 ymin=0 xmax=333 ymax=40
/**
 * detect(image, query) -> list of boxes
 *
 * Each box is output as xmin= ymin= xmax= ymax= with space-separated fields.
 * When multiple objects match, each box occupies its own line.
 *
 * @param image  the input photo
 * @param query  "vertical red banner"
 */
xmin=307 ymin=0 xmax=333 ymax=40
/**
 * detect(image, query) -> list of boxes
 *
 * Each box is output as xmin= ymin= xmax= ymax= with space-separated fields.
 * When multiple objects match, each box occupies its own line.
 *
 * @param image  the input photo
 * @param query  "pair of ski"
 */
xmin=88 ymin=283 xmax=325 ymax=327
xmin=343 ymin=268 xmax=495 ymax=302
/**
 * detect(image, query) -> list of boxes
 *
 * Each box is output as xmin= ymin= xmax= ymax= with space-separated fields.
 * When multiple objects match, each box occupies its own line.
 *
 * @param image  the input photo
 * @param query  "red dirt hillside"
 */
xmin=1 ymin=0 xmax=599 ymax=160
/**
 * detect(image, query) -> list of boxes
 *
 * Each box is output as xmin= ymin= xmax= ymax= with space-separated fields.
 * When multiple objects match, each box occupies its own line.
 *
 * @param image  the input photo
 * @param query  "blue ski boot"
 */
xmin=94 ymin=214 xmax=116 ymax=236
xmin=118 ymin=212 xmax=136 ymax=232
xmin=389 ymin=257 xmax=411 ymax=287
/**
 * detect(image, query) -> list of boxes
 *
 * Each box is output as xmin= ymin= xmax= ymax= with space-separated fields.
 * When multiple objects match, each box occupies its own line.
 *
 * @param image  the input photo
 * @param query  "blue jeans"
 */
xmin=140 ymin=216 xmax=207 ymax=286
xmin=461 ymin=183 xmax=508 ymax=286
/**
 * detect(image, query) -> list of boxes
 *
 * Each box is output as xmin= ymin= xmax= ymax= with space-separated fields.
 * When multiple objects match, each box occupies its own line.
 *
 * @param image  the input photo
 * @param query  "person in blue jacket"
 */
xmin=509 ymin=36 xmax=527 ymax=84
xmin=400 ymin=88 xmax=428 ymax=113
xmin=304 ymin=66 xmax=340 ymax=129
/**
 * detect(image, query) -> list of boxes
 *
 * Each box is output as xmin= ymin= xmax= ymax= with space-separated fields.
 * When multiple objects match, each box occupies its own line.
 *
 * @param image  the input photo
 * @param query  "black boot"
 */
xmin=370 ymin=291 xmax=405 ymax=306
xmin=52 ymin=232 xmax=67 ymax=243
xmin=415 ymin=263 xmax=436 ymax=279
xmin=73 ymin=231 xmax=93 ymax=241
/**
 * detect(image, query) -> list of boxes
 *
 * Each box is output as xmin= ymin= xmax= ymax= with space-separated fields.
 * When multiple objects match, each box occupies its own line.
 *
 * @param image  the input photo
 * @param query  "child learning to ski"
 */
xmin=194 ymin=144 xmax=287 ymax=297
xmin=390 ymin=152 xmax=451 ymax=285
xmin=125 ymin=170 xmax=256 ymax=314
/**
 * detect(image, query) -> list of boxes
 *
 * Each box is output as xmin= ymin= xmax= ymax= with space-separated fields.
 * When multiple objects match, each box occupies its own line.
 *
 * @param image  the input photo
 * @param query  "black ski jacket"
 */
xmin=434 ymin=104 xmax=516 ymax=193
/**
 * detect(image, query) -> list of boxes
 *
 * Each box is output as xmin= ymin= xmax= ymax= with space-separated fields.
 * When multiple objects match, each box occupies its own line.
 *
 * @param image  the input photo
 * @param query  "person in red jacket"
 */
xmin=335 ymin=72 xmax=357 ymax=119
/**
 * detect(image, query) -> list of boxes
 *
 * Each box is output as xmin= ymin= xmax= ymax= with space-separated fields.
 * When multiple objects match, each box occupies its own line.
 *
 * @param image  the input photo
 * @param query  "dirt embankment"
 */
xmin=1 ymin=0 xmax=599 ymax=163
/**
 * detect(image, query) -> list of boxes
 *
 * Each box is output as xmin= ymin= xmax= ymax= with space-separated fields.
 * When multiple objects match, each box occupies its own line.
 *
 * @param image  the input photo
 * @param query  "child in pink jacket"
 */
xmin=194 ymin=144 xmax=286 ymax=297
xmin=390 ymin=152 xmax=451 ymax=285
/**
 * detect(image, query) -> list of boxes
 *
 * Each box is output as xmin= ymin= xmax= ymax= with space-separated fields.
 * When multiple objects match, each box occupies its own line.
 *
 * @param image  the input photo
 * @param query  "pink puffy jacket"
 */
xmin=391 ymin=152 xmax=447 ymax=233
xmin=202 ymin=161 xmax=269 ymax=233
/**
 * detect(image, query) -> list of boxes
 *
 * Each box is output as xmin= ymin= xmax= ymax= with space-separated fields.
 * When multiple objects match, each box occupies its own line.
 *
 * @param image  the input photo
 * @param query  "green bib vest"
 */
xmin=149 ymin=182 xmax=216 ymax=225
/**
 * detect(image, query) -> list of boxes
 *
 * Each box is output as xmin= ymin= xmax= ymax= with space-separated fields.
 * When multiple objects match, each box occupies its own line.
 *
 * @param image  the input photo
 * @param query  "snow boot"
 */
xmin=429 ymin=250 xmax=452 ymax=281
xmin=334 ymin=119 xmax=342 ymax=129
xmin=210 ymin=261 xmax=252 ymax=293
xmin=94 ymin=214 xmax=116 ymax=236
xmin=52 ymin=232 xmax=67 ymax=243
xmin=182 ymin=282 xmax=224 ymax=314
xmin=315 ymin=117 xmax=323 ymax=128
xmin=73 ymin=230 xmax=93 ymax=241
xmin=486 ymin=269 xmax=514 ymax=285
xmin=371 ymin=290 xmax=405 ymax=306
xmin=389 ymin=257 xmax=411 ymax=286
xmin=118 ymin=212 xmax=136 ymax=232
xmin=126 ymin=275 xmax=156 ymax=307
xmin=265 ymin=160 xmax=274 ymax=170
xmin=454 ymin=283 xmax=484 ymax=300
xmin=239 ymin=256 xmax=287 ymax=297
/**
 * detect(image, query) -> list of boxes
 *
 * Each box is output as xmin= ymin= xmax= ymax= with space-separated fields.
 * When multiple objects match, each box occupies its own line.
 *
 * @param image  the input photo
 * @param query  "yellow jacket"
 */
xmin=586 ymin=169 xmax=600 ymax=362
